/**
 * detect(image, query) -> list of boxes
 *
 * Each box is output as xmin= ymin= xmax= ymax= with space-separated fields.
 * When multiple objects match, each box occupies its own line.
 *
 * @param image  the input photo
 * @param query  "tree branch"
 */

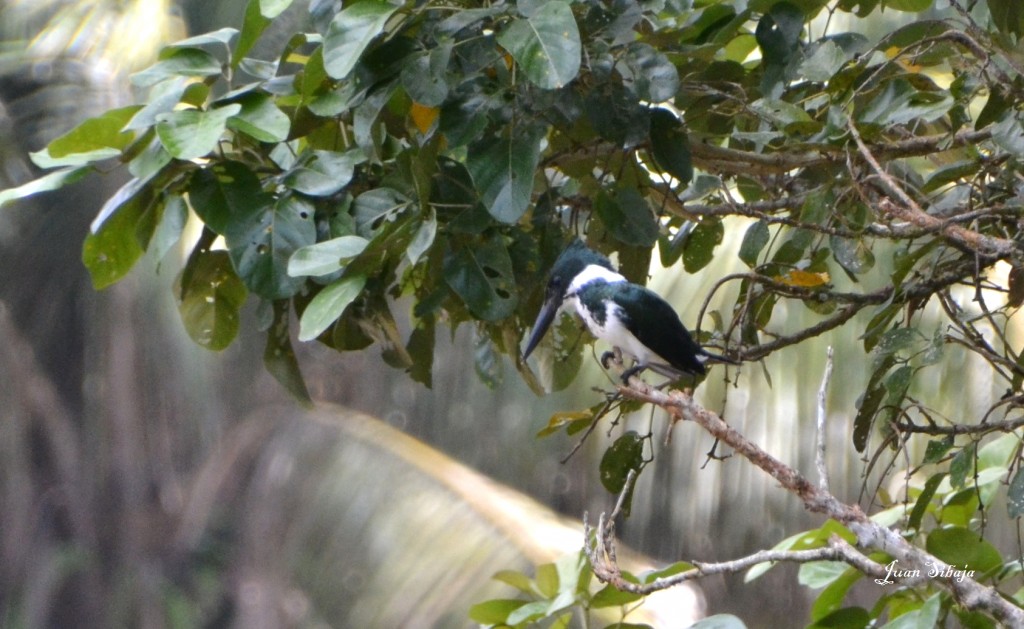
xmin=847 ymin=114 xmax=1021 ymax=262
xmin=816 ymin=347 xmax=834 ymax=493
xmin=590 ymin=383 xmax=1024 ymax=624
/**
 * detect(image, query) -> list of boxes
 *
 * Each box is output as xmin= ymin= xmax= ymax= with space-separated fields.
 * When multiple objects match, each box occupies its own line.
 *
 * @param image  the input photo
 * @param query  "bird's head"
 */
xmin=522 ymin=239 xmax=617 ymax=359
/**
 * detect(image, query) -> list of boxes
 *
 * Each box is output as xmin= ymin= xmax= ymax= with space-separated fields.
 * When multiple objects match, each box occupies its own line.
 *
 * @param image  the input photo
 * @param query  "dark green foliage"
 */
xmin=5 ymin=0 xmax=1024 ymax=624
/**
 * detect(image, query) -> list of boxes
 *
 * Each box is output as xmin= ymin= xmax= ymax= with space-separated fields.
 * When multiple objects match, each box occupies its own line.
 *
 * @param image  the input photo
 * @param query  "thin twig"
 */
xmin=816 ymin=347 xmax=834 ymax=492
xmin=847 ymin=113 xmax=1020 ymax=262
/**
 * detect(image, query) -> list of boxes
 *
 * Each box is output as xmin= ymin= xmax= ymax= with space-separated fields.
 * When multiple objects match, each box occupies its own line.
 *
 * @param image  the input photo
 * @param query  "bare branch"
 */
xmin=593 ymin=383 xmax=1024 ymax=624
xmin=816 ymin=347 xmax=834 ymax=493
xmin=847 ymin=114 xmax=1021 ymax=262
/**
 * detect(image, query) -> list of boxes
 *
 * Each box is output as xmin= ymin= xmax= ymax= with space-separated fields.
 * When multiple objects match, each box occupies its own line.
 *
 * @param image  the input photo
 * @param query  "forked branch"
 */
xmin=585 ymin=379 xmax=1024 ymax=624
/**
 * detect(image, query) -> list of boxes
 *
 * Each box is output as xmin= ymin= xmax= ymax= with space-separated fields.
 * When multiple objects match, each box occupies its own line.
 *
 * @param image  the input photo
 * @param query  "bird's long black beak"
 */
xmin=522 ymin=295 xmax=562 ymax=360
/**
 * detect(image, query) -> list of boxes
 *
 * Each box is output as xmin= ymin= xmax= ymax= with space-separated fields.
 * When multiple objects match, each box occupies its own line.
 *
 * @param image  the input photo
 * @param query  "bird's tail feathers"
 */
xmin=698 ymin=349 xmax=740 ymax=365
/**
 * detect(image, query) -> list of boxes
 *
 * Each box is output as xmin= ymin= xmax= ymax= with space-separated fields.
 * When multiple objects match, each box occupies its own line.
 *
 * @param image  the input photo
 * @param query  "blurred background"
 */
xmin=0 ymin=1 xmax=1018 ymax=628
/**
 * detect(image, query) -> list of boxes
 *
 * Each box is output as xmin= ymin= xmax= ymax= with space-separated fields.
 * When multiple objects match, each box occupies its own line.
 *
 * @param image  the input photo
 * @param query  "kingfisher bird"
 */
xmin=523 ymin=239 xmax=737 ymax=382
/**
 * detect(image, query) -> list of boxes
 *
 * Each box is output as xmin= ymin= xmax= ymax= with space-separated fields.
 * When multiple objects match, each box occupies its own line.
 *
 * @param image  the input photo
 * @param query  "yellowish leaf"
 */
xmin=776 ymin=269 xmax=830 ymax=287
xmin=410 ymin=102 xmax=439 ymax=134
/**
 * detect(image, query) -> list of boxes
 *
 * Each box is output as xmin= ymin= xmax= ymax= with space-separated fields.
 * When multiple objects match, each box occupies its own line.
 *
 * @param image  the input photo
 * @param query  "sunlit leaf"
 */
xmin=225 ymin=92 xmax=291 ymax=142
xmin=284 ymin=149 xmax=364 ymax=197
xmin=288 ymin=235 xmax=370 ymax=277
xmin=298 ymin=274 xmax=368 ymax=341
xmin=156 ymin=105 xmax=242 ymax=161
xmin=468 ymin=599 xmax=524 ymax=624
xmin=132 ymin=47 xmax=223 ymax=87
xmin=926 ymin=527 xmax=1002 ymax=573
xmin=0 ymin=167 xmax=90 ymax=208
xmin=260 ymin=0 xmax=294 ymax=18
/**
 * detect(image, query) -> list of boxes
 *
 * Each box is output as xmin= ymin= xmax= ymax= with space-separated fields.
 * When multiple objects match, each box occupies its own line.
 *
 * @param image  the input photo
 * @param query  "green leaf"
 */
xmin=497 ymin=1 xmax=581 ymax=89
xmin=443 ymin=237 xmax=518 ymax=321
xmin=925 ymin=527 xmax=1002 ymax=573
xmin=600 ymin=431 xmax=645 ymax=494
xmin=830 ymin=235 xmax=875 ymax=275
xmin=236 ymin=0 xmax=272 ymax=65
xmin=884 ymin=0 xmax=932 ymax=11
xmin=298 ymin=275 xmax=368 ymax=342
xmin=808 ymin=606 xmax=870 ymax=629
xmin=323 ymin=0 xmax=400 ymax=80
xmin=177 ymin=250 xmax=247 ymax=350
xmin=156 ymin=105 xmax=242 ymax=161
xmin=284 ymin=149 xmax=364 ymax=196
xmin=228 ymin=195 xmax=317 ymax=300
xmin=988 ymin=0 xmax=1024 ymax=36
xmin=858 ymin=79 xmax=953 ymax=127
xmin=800 ymin=40 xmax=848 ymax=82
xmin=288 ymin=235 xmax=370 ymax=277
xmin=466 ymin=130 xmax=542 ymax=223
xmin=809 ymin=570 xmax=863 ymax=622
xmin=225 ymin=92 xmax=291 ymax=142
xmin=881 ymin=593 xmax=940 ymax=629
xmin=44 ymin=105 xmax=139 ymax=158
xmin=683 ymin=218 xmax=724 ymax=273
xmin=150 ymin=195 xmax=188 ymax=261
xmin=923 ymin=435 xmax=954 ymax=465
xmin=950 ymin=442 xmax=977 ymax=489
xmin=260 ymin=0 xmax=294 ymax=18
xmin=264 ymin=300 xmax=312 ymax=405
xmin=401 ymin=42 xmax=452 ymax=107
xmin=492 ymin=569 xmax=534 ymax=594
xmin=467 ymin=598 xmax=525 ymax=624
xmin=798 ymin=561 xmax=849 ymax=589
xmin=623 ymin=43 xmax=678 ymax=103
xmin=591 ymin=583 xmax=643 ymax=608
xmin=189 ymin=161 xmax=271 ymax=237
xmin=353 ymin=188 xmax=412 ymax=237
xmin=407 ymin=208 xmax=437 ymax=266
xmin=170 ymin=27 xmax=239 ymax=49
xmin=132 ymin=47 xmax=223 ymax=87
xmin=649 ymin=108 xmax=693 ymax=184
xmin=852 ymin=384 xmax=884 ymax=453
xmin=1009 ymin=467 xmax=1024 ymax=519
xmin=594 ymin=188 xmax=659 ymax=247
xmin=739 ymin=220 xmax=770 ymax=267
xmin=688 ymin=614 xmax=748 ymax=629
xmin=0 ymin=167 xmax=90 ymax=208
xmin=909 ymin=472 xmax=945 ymax=531
xmin=507 ymin=600 xmax=549 ymax=625
xmin=82 ymin=178 xmax=155 ymax=288
xmin=755 ymin=2 xmax=804 ymax=64
xmin=991 ymin=114 xmax=1024 ymax=157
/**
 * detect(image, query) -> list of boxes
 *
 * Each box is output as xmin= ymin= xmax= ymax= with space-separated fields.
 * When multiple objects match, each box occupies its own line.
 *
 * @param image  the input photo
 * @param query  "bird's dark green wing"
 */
xmin=611 ymin=284 xmax=707 ymax=375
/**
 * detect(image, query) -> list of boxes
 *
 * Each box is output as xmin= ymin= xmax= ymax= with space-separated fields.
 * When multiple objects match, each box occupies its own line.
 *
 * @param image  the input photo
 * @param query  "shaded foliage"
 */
xmin=5 ymin=0 xmax=1024 ymax=625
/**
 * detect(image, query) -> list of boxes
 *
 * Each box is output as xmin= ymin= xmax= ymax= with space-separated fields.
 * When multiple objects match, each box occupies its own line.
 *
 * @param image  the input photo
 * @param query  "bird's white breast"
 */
xmin=562 ymin=264 xmax=662 ymax=362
